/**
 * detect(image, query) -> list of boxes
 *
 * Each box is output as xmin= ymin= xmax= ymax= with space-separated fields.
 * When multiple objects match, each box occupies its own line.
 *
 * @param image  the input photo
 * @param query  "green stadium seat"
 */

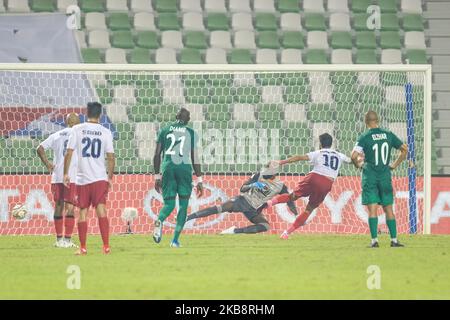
xmin=206 ymin=13 xmax=229 ymax=31
xmin=380 ymin=72 xmax=407 ymax=86
xmin=234 ymin=164 xmax=259 ymax=174
xmin=356 ymin=32 xmax=377 ymax=49
xmin=334 ymin=86 xmax=359 ymax=104
xmin=403 ymin=15 xmax=424 ymax=31
xmin=11 ymin=140 xmax=36 ymax=159
xmin=380 ymin=14 xmax=400 ymax=31
xmin=116 ymin=159 xmax=153 ymax=174
xmin=379 ymin=0 xmax=397 ymax=13
xmin=304 ymin=14 xmax=327 ymax=31
xmin=179 ymin=49 xmax=203 ymax=64
xmin=335 ymin=106 xmax=360 ymax=122
xmin=351 ymin=0 xmax=372 ymax=13
xmin=96 ymin=85 xmax=113 ymax=104
xmin=406 ymin=49 xmax=427 ymax=64
xmin=30 ymin=0 xmax=55 ymax=12
xmin=380 ymin=31 xmax=402 ymax=49
xmin=205 ymin=105 xmax=232 ymax=121
xmin=184 ymin=31 xmax=208 ymax=49
xmin=109 ymin=13 xmax=131 ymax=30
xmin=284 ymin=85 xmax=310 ymax=103
xmin=255 ymin=13 xmax=277 ymax=31
xmin=136 ymin=87 xmax=163 ymax=104
xmin=359 ymin=86 xmax=385 ymax=103
xmin=257 ymin=104 xmax=283 ymax=121
xmin=185 ymin=86 xmax=210 ymax=103
xmin=82 ymin=48 xmax=103 ymax=63
xmin=155 ymin=105 xmax=179 ymax=122
xmin=210 ymin=86 xmax=234 ymax=104
xmin=355 ymin=49 xmax=377 ymax=64
xmin=282 ymin=73 xmax=309 ymax=86
xmin=261 ymin=121 xmax=283 ymax=129
xmin=330 ymin=71 xmax=357 ymax=85
xmin=136 ymin=31 xmax=159 ymax=49
xmin=182 ymin=75 xmax=208 ymax=87
xmin=277 ymin=0 xmax=299 ymax=12
xmin=281 ymin=31 xmax=304 ymax=49
xmin=112 ymin=31 xmax=134 ymax=49
xmin=208 ymin=74 xmax=233 ymax=87
xmin=257 ymin=31 xmax=280 ymax=49
xmin=158 ymin=13 xmax=180 ymax=30
xmin=256 ymin=73 xmax=283 ymax=86
xmin=353 ymin=14 xmax=371 ymax=31
xmin=154 ymin=0 xmax=177 ymax=12
xmin=235 ymin=87 xmax=261 ymax=104
xmin=114 ymin=123 xmax=134 ymax=141
xmin=229 ymin=49 xmax=253 ymax=64
xmin=79 ymin=0 xmax=104 ymax=12
xmin=307 ymin=104 xmax=334 ymax=122
xmin=128 ymin=105 xmax=155 ymax=122
xmin=305 ymin=49 xmax=328 ymax=64
xmin=331 ymin=32 xmax=353 ymax=49
xmin=114 ymin=140 xmax=136 ymax=159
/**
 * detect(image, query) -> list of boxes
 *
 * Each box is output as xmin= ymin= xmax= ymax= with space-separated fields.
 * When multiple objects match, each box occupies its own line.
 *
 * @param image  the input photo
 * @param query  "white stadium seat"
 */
xmin=105 ymin=104 xmax=129 ymax=122
xmin=88 ymin=30 xmax=111 ymax=49
xmin=303 ymin=0 xmax=324 ymax=13
xmin=401 ymin=0 xmax=422 ymax=14
xmin=327 ymin=0 xmax=349 ymax=13
xmin=381 ymin=49 xmax=402 ymax=64
xmin=7 ymin=0 xmax=30 ymax=12
xmin=134 ymin=12 xmax=156 ymax=31
xmin=75 ymin=30 xmax=87 ymax=49
xmin=57 ymin=0 xmax=76 ymax=12
xmin=331 ymin=49 xmax=353 ymax=64
xmin=229 ymin=0 xmax=251 ymax=13
xmin=180 ymin=0 xmax=202 ymax=12
xmin=307 ymin=31 xmax=329 ymax=49
xmin=284 ymin=104 xmax=307 ymax=122
xmin=404 ymin=32 xmax=426 ymax=49
xmin=261 ymin=86 xmax=283 ymax=103
xmin=105 ymin=48 xmax=127 ymax=64
xmin=205 ymin=48 xmax=228 ymax=64
xmin=357 ymin=72 xmax=381 ymax=86
xmin=329 ymin=13 xmax=351 ymax=31
xmin=233 ymin=103 xmax=256 ymax=121
xmin=106 ymin=0 xmax=128 ymax=12
xmin=311 ymin=84 xmax=334 ymax=104
xmin=183 ymin=104 xmax=205 ymax=121
xmin=256 ymin=49 xmax=278 ymax=64
xmin=281 ymin=49 xmax=303 ymax=64
xmin=386 ymin=86 xmax=406 ymax=104
xmin=210 ymin=31 xmax=232 ymax=49
xmin=204 ymin=0 xmax=226 ymax=13
xmin=234 ymin=30 xmax=256 ymax=49
xmin=232 ymin=13 xmax=254 ymax=30
xmin=253 ymin=0 xmax=275 ymax=13
xmin=182 ymin=12 xmax=205 ymax=31
xmin=85 ymin=12 xmax=107 ymax=31
xmin=280 ymin=13 xmax=302 ymax=31
xmin=113 ymin=85 xmax=136 ymax=105
xmin=161 ymin=31 xmax=183 ymax=49
xmin=130 ymin=0 xmax=153 ymax=12
xmin=155 ymin=48 xmax=177 ymax=64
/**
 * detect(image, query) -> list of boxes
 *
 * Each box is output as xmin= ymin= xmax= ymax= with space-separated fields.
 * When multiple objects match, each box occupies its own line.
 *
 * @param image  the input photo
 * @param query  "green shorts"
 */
xmin=162 ymin=164 xmax=193 ymax=200
xmin=361 ymin=171 xmax=394 ymax=206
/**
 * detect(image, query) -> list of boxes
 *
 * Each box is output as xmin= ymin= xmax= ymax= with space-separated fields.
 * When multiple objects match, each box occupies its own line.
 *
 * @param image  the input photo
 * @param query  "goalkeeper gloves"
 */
xmin=249 ymin=181 xmax=266 ymax=190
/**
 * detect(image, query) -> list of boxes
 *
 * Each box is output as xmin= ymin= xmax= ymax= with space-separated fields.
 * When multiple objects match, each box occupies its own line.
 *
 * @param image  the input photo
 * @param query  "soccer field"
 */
xmin=1 ymin=234 xmax=450 ymax=300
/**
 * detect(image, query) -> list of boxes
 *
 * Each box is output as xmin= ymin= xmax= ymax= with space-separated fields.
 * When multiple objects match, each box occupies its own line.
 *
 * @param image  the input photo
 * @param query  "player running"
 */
xmin=265 ymin=133 xmax=351 ymax=239
xmin=63 ymin=102 xmax=115 ymax=255
xmin=187 ymin=165 xmax=299 ymax=234
xmin=152 ymin=107 xmax=203 ymax=248
xmin=37 ymin=113 xmax=80 ymax=248
xmin=351 ymin=111 xmax=408 ymax=248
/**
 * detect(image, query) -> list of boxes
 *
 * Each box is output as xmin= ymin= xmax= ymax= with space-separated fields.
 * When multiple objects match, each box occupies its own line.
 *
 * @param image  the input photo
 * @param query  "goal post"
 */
xmin=0 ymin=63 xmax=432 ymax=235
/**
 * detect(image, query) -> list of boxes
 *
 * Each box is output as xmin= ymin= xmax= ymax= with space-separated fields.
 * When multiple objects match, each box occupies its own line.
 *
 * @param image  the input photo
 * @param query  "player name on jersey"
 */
xmin=372 ymin=133 xmax=388 ymax=141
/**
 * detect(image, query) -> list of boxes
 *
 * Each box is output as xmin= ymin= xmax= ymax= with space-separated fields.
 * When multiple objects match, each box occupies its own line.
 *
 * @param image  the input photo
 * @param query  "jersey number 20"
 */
xmin=82 ymin=137 xmax=102 ymax=158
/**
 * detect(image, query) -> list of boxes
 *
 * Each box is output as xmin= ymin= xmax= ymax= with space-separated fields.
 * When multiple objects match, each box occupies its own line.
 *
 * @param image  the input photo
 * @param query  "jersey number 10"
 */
xmin=372 ymin=142 xmax=389 ymax=166
xmin=322 ymin=154 xmax=339 ymax=170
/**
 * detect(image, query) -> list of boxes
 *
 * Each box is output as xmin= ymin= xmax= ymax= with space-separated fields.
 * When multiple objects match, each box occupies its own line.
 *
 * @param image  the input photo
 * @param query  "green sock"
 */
xmin=386 ymin=219 xmax=397 ymax=240
xmin=368 ymin=217 xmax=378 ymax=239
xmin=173 ymin=198 xmax=189 ymax=243
xmin=158 ymin=199 xmax=176 ymax=223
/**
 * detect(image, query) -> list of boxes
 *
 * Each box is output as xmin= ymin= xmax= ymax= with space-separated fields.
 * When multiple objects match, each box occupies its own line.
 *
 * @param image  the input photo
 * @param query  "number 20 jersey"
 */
xmin=307 ymin=149 xmax=351 ymax=179
xmin=67 ymin=122 xmax=114 ymax=185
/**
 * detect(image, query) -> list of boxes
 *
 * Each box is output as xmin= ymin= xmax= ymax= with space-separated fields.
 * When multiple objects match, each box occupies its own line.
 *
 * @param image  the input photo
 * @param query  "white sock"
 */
xmin=391 ymin=238 xmax=398 ymax=243
xmin=371 ymin=238 xmax=378 ymax=244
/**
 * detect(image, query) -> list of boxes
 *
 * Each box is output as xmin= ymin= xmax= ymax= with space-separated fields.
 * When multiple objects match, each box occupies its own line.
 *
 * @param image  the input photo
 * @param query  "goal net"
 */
xmin=0 ymin=64 xmax=431 ymax=236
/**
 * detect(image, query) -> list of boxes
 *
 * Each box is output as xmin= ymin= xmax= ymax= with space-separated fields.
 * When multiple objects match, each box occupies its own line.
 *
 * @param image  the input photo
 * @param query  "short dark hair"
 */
xmin=319 ymin=133 xmax=333 ymax=148
xmin=87 ymin=102 xmax=102 ymax=119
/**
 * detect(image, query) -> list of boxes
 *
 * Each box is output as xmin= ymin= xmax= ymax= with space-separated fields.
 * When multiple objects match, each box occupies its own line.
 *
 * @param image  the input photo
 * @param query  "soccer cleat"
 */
xmin=280 ymin=230 xmax=289 ymax=240
xmin=75 ymin=247 xmax=87 ymax=256
xmin=220 ymin=226 xmax=236 ymax=235
xmin=63 ymin=239 xmax=79 ymax=248
xmin=370 ymin=241 xmax=379 ymax=248
xmin=390 ymin=241 xmax=404 ymax=247
xmin=54 ymin=239 xmax=66 ymax=248
xmin=152 ymin=220 xmax=162 ymax=243
xmin=170 ymin=240 xmax=181 ymax=248
xmin=103 ymin=245 xmax=111 ymax=254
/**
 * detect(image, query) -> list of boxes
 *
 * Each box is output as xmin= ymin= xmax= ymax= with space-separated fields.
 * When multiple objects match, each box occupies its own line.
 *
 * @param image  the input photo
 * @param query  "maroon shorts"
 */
xmin=293 ymin=173 xmax=334 ymax=208
xmin=76 ymin=181 xmax=109 ymax=209
xmin=51 ymin=183 xmax=77 ymax=205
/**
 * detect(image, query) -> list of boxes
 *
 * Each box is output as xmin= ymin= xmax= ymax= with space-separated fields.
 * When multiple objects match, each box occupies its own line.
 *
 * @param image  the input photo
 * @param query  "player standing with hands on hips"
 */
xmin=351 ymin=111 xmax=408 ymax=248
xmin=64 ymin=102 xmax=115 ymax=255
xmin=152 ymin=108 xmax=203 ymax=248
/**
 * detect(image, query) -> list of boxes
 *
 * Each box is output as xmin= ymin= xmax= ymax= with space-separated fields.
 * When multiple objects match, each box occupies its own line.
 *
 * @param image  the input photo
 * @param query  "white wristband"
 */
xmin=196 ymin=176 xmax=203 ymax=184
xmin=155 ymin=173 xmax=162 ymax=180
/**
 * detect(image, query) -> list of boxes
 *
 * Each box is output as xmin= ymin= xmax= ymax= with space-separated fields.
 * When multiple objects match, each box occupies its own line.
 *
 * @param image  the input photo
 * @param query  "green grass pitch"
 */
xmin=1 ymin=234 xmax=450 ymax=299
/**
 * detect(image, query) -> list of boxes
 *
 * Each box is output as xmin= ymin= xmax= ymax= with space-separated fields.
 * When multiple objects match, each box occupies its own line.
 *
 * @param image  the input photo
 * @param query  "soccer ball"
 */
xmin=121 ymin=207 xmax=138 ymax=222
xmin=11 ymin=204 xmax=28 ymax=220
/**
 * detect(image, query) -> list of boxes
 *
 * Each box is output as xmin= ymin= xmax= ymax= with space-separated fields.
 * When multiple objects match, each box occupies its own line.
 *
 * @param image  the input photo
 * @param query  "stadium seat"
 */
xmin=257 ymin=31 xmax=280 ymax=49
xmin=109 ymin=13 xmax=131 ymax=30
xmin=311 ymin=85 xmax=334 ymax=104
xmin=183 ymin=12 xmax=205 ymax=31
xmin=75 ymin=30 xmax=87 ymax=49
xmin=134 ymin=12 xmax=156 ymax=30
xmin=355 ymin=49 xmax=377 ymax=64
xmin=402 ymin=15 xmax=424 ymax=31
xmin=357 ymin=72 xmax=381 ymax=86
xmin=256 ymin=49 xmax=278 ymax=64
xmin=31 ymin=0 xmax=55 ymax=12
xmin=111 ymin=31 xmax=134 ymax=48
xmin=155 ymin=48 xmax=177 ymax=64
xmin=210 ymin=86 xmax=234 ymax=103
xmin=89 ymin=30 xmax=111 ymax=49
xmin=210 ymin=31 xmax=232 ymax=49
xmin=281 ymin=31 xmax=305 ymax=49
xmin=351 ymin=0 xmax=371 ymax=13
xmin=235 ymin=87 xmax=261 ymax=103
xmin=234 ymin=30 xmax=256 ymax=49
xmin=207 ymin=13 xmax=229 ymax=30
xmin=57 ymin=0 xmax=76 ymax=12
xmin=229 ymin=0 xmax=251 ymax=13
xmin=356 ymin=32 xmax=377 ymax=49
xmin=136 ymin=86 xmax=162 ymax=105
xmin=307 ymin=31 xmax=328 ymax=49
xmin=404 ymin=32 xmax=426 ymax=49
xmin=185 ymin=31 xmax=207 ymax=49
xmin=277 ymin=0 xmax=298 ymax=12
xmin=401 ymin=0 xmax=422 ymax=14
xmin=158 ymin=13 xmax=180 ymax=30
xmin=303 ymin=0 xmax=325 ymax=13
xmin=284 ymin=85 xmax=310 ymax=103
xmin=280 ymin=49 xmax=302 ymax=64
xmin=136 ymin=31 xmax=158 ymax=49
xmin=106 ymin=0 xmax=128 ymax=12
xmin=255 ymin=13 xmax=277 ymax=31
xmin=280 ymin=13 xmax=302 ymax=31
xmin=304 ymin=14 xmax=327 ymax=31
xmin=380 ymin=14 xmax=400 ymax=31
xmin=205 ymin=104 xmax=231 ymax=121
xmin=332 ymin=49 xmax=353 ymax=64
xmin=327 ymin=0 xmax=349 ymax=13
xmin=179 ymin=49 xmax=203 ymax=64
xmin=129 ymin=48 xmax=152 ymax=63
xmin=353 ymin=14 xmax=371 ymax=31
xmin=205 ymin=48 xmax=228 ymax=64
xmin=305 ymin=50 xmax=328 ymax=64
xmin=82 ymin=48 xmax=103 ymax=63
xmin=105 ymin=48 xmax=127 ymax=63
xmin=180 ymin=0 xmax=201 ymax=12
xmin=254 ymin=0 xmax=275 ymax=12
xmin=261 ymin=86 xmax=284 ymax=104
xmin=162 ymin=87 xmax=185 ymax=104
xmin=379 ymin=0 xmax=397 ymax=13
xmin=113 ymin=85 xmax=136 ymax=105
xmin=130 ymin=0 xmax=152 ymax=12
xmin=232 ymin=13 xmax=254 ymax=30
xmin=309 ymin=106 xmax=334 ymax=122
xmin=381 ymin=49 xmax=402 ymax=64
xmin=283 ymin=104 xmax=307 ymax=122
xmin=204 ymin=0 xmax=226 ymax=13
xmin=183 ymin=104 xmax=205 ymax=120
xmin=380 ymin=32 xmax=402 ymax=49
xmin=233 ymin=103 xmax=256 ymax=121
xmin=7 ymin=0 xmax=30 ymax=12
xmin=79 ymin=0 xmax=104 ymax=12
xmin=154 ymin=0 xmax=177 ymax=12
xmin=85 ymin=12 xmax=107 ymax=30
xmin=161 ymin=31 xmax=183 ymax=49
xmin=329 ymin=13 xmax=351 ymax=31
xmin=331 ymin=32 xmax=352 ymax=49
xmin=406 ymin=49 xmax=427 ymax=64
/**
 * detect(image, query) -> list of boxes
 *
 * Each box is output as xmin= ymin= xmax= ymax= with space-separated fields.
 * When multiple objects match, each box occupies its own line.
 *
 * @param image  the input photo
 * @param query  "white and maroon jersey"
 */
xmin=39 ymin=127 xmax=77 ymax=184
xmin=307 ymin=148 xmax=351 ymax=179
xmin=67 ymin=122 xmax=114 ymax=185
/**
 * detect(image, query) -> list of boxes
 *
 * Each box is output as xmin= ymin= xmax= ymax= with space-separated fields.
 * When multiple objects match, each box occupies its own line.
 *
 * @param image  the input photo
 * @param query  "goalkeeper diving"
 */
xmin=187 ymin=165 xmax=298 ymax=234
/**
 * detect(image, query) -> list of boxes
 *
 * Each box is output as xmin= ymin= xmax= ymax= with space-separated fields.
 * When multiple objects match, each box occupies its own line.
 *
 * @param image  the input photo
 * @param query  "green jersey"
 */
xmin=157 ymin=121 xmax=197 ymax=171
xmin=354 ymin=127 xmax=403 ymax=174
